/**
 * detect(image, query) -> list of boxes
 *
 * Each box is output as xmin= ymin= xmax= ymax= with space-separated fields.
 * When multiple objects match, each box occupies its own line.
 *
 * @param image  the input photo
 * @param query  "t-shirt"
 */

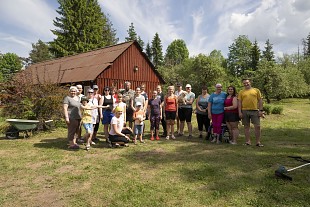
xmin=148 ymin=98 xmax=161 ymax=115
xmin=175 ymin=90 xmax=184 ymax=96
xmin=181 ymin=92 xmax=195 ymax=109
xmin=81 ymin=105 xmax=92 ymax=124
xmin=165 ymin=96 xmax=177 ymax=111
xmin=238 ymin=88 xmax=262 ymax=110
xmin=109 ymin=116 xmax=124 ymax=136
xmin=208 ymin=92 xmax=227 ymax=114
xmin=63 ymin=96 xmax=81 ymax=119
xmin=224 ymin=96 xmax=238 ymax=113
xmin=133 ymin=95 xmax=146 ymax=109
xmin=133 ymin=110 xmax=144 ymax=125
xmin=196 ymin=94 xmax=210 ymax=115
xmin=123 ymin=89 xmax=135 ymax=109
xmin=88 ymin=97 xmax=99 ymax=124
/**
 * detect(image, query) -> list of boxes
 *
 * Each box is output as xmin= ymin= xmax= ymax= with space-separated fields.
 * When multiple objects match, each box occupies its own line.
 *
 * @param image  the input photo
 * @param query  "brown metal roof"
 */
xmin=25 ymin=41 xmax=135 ymax=84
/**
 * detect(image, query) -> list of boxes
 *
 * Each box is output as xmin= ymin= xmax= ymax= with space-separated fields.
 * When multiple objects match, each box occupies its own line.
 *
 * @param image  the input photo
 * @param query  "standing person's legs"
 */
xmin=230 ymin=121 xmax=239 ymax=143
xmin=251 ymin=111 xmax=262 ymax=145
xmin=155 ymin=115 xmax=161 ymax=140
xmin=178 ymin=108 xmax=186 ymax=136
xmin=241 ymin=110 xmax=251 ymax=144
xmin=150 ymin=115 xmax=155 ymax=140
xmin=197 ymin=113 xmax=203 ymax=136
xmin=185 ymin=108 xmax=193 ymax=137
xmin=211 ymin=113 xmax=224 ymax=143
xmin=92 ymin=122 xmax=100 ymax=141
xmin=161 ymin=110 xmax=167 ymax=137
xmin=166 ymin=119 xmax=171 ymax=139
xmin=68 ymin=119 xmax=80 ymax=147
xmin=176 ymin=116 xmax=180 ymax=134
xmin=203 ymin=114 xmax=210 ymax=137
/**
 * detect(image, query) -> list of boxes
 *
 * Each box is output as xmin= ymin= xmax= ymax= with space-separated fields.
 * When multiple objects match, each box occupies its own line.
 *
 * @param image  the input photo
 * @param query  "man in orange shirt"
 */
xmin=238 ymin=78 xmax=264 ymax=147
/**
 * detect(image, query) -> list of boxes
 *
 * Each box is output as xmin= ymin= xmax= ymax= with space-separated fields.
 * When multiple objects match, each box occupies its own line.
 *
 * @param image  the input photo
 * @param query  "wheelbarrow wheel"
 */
xmin=5 ymin=126 xmax=20 ymax=139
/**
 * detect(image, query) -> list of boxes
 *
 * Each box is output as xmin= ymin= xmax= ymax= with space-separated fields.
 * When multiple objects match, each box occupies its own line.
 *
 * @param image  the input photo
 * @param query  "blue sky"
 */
xmin=1 ymin=0 xmax=310 ymax=58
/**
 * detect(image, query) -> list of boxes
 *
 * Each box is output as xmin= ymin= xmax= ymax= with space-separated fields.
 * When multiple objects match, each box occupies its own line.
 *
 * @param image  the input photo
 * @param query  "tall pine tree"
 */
xmin=125 ymin=23 xmax=144 ymax=49
xmin=151 ymin=33 xmax=164 ymax=68
xmin=102 ymin=13 xmax=119 ymax=46
xmin=145 ymin=42 xmax=152 ymax=62
xmin=251 ymin=39 xmax=260 ymax=70
xmin=262 ymin=39 xmax=275 ymax=62
xmin=29 ymin=40 xmax=53 ymax=64
xmin=50 ymin=0 xmax=107 ymax=57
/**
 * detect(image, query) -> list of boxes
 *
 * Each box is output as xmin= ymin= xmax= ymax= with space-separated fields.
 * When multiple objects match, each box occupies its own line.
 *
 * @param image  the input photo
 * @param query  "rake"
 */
xmin=275 ymin=162 xmax=310 ymax=180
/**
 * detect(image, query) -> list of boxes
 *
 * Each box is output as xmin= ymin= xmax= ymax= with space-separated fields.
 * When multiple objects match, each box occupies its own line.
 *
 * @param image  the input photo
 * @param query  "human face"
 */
xmin=125 ymin=83 xmax=130 ymax=90
xmin=216 ymin=86 xmax=222 ymax=93
xmin=135 ymin=87 xmax=141 ymax=95
xmin=156 ymin=86 xmax=161 ymax=93
xmin=227 ymin=87 xmax=234 ymax=95
xmin=69 ymin=89 xmax=77 ymax=97
xmin=186 ymin=87 xmax=191 ymax=92
xmin=202 ymin=88 xmax=207 ymax=94
xmin=87 ymin=91 xmax=93 ymax=98
xmin=168 ymin=87 xmax=174 ymax=94
xmin=141 ymin=85 xmax=145 ymax=91
xmin=118 ymin=95 xmax=123 ymax=102
xmin=77 ymin=86 xmax=83 ymax=94
xmin=243 ymin=80 xmax=251 ymax=89
xmin=115 ymin=110 xmax=123 ymax=118
xmin=152 ymin=91 xmax=157 ymax=98
xmin=104 ymin=89 xmax=110 ymax=94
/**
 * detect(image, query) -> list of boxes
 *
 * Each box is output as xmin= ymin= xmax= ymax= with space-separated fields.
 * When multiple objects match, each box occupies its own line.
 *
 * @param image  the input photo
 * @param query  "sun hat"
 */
xmin=69 ymin=86 xmax=78 ymax=92
xmin=114 ymin=106 xmax=123 ymax=113
xmin=185 ymin=84 xmax=191 ymax=88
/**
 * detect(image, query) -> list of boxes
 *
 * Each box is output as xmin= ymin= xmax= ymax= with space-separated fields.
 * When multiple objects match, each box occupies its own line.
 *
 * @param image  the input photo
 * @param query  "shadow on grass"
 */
xmin=33 ymin=137 xmax=69 ymax=150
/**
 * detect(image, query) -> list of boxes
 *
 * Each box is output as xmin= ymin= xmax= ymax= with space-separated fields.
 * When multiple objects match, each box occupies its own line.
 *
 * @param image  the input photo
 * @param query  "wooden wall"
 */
xmin=95 ymin=43 xmax=163 ymax=97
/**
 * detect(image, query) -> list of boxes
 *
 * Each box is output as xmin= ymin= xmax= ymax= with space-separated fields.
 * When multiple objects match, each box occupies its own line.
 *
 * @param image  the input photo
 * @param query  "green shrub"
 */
xmin=0 ymin=71 xmax=67 ymax=130
xmin=263 ymin=104 xmax=272 ymax=115
xmin=271 ymin=106 xmax=283 ymax=114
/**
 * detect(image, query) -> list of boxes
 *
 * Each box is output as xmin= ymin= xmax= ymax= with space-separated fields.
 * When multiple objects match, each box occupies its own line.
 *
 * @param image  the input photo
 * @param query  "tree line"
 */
xmin=0 ymin=0 xmax=309 ymax=103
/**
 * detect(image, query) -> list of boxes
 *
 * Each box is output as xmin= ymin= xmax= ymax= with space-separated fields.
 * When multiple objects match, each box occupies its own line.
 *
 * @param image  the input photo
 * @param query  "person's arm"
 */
xmin=224 ymin=97 xmax=238 ymax=110
xmin=131 ymin=98 xmax=135 ymax=111
xmin=98 ymin=96 xmax=103 ymax=119
xmin=63 ymin=103 xmax=70 ymax=125
xmin=258 ymin=98 xmax=263 ymax=117
xmin=144 ymin=98 xmax=148 ymax=112
xmin=238 ymin=99 xmax=243 ymax=118
xmin=196 ymin=95 xmax=202 ymax=111
xmin=208 ymin=100 xmax=212 ymax=120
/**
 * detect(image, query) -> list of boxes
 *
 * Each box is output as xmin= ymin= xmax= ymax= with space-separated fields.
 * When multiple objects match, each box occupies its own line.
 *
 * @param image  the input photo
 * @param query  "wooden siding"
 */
xmin=96 ymin=44 xmax=162 ymax=96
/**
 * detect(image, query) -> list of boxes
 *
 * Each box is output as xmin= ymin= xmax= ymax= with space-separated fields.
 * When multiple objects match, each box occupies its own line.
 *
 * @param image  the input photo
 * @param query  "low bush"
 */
xmin=0 ymin=71 xmax=67 ymax=130
xmin=271 ymin=105 xmax=283 ymax=114
xmin=263 ymin=104 xmax=272 ymax=115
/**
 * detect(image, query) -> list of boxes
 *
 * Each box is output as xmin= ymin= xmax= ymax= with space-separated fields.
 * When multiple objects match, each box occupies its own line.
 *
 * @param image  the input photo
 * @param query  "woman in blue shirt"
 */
xmin=208 ymin=83 xmax=226 ymax=143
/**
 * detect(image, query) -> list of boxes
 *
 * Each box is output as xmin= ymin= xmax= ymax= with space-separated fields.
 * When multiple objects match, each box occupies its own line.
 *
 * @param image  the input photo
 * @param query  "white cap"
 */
xmin=135 ymin=102 xmax=142 ymax=107
xmin=185 ymin=84 xmax=191 ymax=88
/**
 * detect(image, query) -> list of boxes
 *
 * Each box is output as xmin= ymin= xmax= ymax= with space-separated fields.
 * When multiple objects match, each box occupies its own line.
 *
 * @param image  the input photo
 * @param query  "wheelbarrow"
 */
xmin=6 ymin=119 xmax=40 ymax=139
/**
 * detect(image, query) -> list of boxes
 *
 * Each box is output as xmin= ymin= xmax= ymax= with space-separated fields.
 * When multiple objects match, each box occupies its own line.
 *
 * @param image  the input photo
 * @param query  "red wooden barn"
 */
xmin=25 ymin=41 xmax=165 ymax=95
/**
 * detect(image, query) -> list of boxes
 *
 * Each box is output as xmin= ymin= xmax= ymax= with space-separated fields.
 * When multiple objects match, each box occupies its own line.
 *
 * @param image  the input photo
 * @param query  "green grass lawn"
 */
xmin=0 ymin=99 xmax=309 ymax=207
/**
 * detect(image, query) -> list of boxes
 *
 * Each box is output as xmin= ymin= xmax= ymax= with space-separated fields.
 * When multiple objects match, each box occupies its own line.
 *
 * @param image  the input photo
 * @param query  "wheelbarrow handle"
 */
xmin=287 ymin=162 xmax=310 ymax=172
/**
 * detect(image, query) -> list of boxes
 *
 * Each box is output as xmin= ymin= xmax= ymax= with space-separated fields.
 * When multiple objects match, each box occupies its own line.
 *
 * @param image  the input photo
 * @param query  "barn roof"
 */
xmin=25 ymin=41 xmax=159 ymax=84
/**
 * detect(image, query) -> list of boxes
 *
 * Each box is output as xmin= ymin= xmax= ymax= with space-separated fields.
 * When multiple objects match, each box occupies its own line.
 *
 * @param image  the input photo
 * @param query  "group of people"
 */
xmin=63 ymin=78 xmax=264 ymax=150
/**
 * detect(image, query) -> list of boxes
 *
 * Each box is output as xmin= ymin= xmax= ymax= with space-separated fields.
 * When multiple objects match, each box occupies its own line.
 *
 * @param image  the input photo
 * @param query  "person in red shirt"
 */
xmin=164 ymin=86 xmax=178 ymax=140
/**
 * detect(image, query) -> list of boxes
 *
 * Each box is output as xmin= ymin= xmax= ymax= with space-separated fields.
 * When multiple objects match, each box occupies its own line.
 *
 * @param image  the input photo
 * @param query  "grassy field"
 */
xmin=0 ymin=99 xmax=309 ymax=207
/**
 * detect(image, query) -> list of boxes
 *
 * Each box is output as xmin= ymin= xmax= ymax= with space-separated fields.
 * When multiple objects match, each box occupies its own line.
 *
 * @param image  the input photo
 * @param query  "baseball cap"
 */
xmin=185 ymin=84 xmax=191 ymax=88
xmin=87 ymin=89 xmax=94 ymax=93
xmin=93 ymin=85 xmax=99 ymax=89
xmin=176 ymin=82 xmax=182 ymax=87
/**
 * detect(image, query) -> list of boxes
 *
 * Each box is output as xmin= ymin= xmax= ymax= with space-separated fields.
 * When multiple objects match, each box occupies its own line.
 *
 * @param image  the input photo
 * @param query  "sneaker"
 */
xmin=86 ymin=145 xmax=90 ymax=150
xmin=176 ymin=133 xmax=184 ymax=137
xmin=91 ymin=141 xmax=96 ymax=145
xmin=171 ymin=135 xmax=176 ymax=140
xmin=161 ymin=133 xmax=167 ymax=137
xmin=140 ymin=140 xmax=145 ymax=143
xmin=114 ymin=143 xmax=120 ymax=148
xmin=256 ymin=143 xmax=264 ymax=147
xmin=150 ymin=136 xmax=155 ymax=141
xmin=77 ymin=138 xmax=84 ymax=144
xmin=92 ymin=137 xmax=100 ymax=142
xmin=229 ymin=141 xmax=237 ymax=145
xmin=155 ymin=136 xmax=160 ymax=140
xmin=211 ymin=138 xmax=216 ymax=143
xmin=124 ymin=143 xmax=129 ymax=147
xmin=166 ymin=136 xmax=170 ymax=140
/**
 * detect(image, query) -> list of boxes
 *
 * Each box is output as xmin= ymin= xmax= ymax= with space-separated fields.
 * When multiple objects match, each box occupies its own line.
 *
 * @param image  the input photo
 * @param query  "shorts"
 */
xmin=102 ymin=110 xmax=114 ymax=124
xmin=241 ymin=110 xmax=260 ymax=126
xmin=134 ymin=124 xmax=144 ymax=135
xmin=178 ymin=107 xmax=193 ymax=122
xmin=224 ymin=112 xmax=240 ymax=122
xmin=83 ymin=123 xmax=93 ymax=134
xmin=165 ymin=111 xmax=176 ymax=120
